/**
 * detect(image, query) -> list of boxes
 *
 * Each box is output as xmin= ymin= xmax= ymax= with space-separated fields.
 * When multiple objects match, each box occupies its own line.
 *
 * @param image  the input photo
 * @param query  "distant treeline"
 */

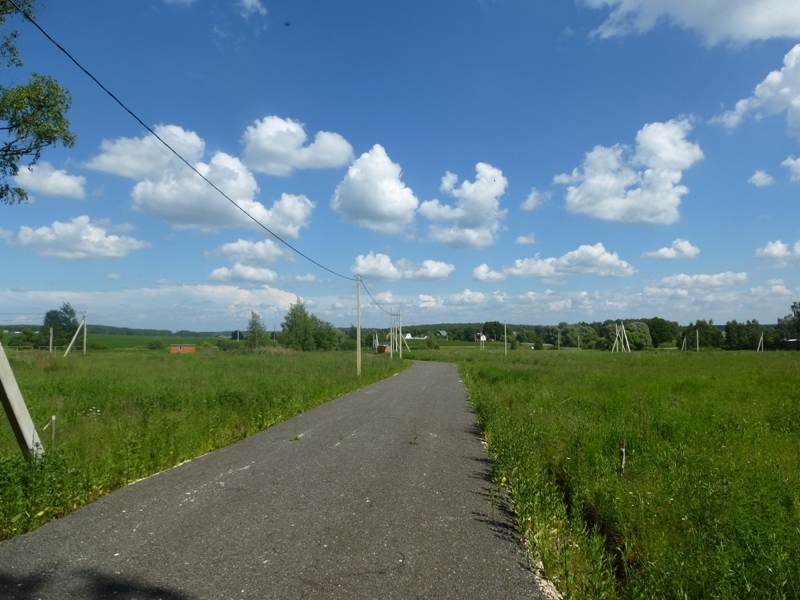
xmin=86 ymin=325 xmax=228 ymax=337
xmin=1 ymin=324 xmax=229 ymax=337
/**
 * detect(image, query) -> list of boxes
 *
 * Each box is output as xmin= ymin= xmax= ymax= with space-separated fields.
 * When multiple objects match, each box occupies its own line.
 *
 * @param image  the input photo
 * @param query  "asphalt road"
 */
xmin=0 ymin=360 xmax=554 ymax=599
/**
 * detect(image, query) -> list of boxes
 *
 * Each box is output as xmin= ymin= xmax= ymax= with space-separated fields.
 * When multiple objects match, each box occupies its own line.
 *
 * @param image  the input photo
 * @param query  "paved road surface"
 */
xmin=0 ymin=361 xmax=554 ymax=599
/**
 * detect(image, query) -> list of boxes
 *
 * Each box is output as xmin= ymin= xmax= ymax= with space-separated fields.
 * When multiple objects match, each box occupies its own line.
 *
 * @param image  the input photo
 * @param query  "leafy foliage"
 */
xmin=42 ymin=302 xmax=78 ymax=346
xmin=681 ymin=319 xmax=723 ymax=349
xmin=278 ymin=302 xmax=340 ymax=351
xmin=245 ymin=311 xmax=269 ymax=349
xmin=0 ymin=2 xmax=75 ymax=204
xmin=643 ymin=317 xmax=678 ymax=348
xmin=481 ymin=321 xmax=504 ymax=341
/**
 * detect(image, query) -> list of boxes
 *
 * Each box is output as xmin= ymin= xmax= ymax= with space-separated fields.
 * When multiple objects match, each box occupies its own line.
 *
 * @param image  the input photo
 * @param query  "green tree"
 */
xmin=459 ymin=325 xmax=478 ymax=342
xmin=506 ymin=334 xmax=519 ymax=350
xmin=425 ymin=331 xmax=439 ymax=350
xmin=279 ymin=302 xmax=315 ymax=351
xmin=309 ymin=314 xmax=340 ymax=350
xmin=482 ymin=321 xmax=503 ymax=341
xmin=1 ymin=1 xmax=75 ymax=204
xmin=682 ymin=319 xmax=723 ymax=349
xmin=42 ymin=301 xmax=78 ymax=346
xmin=246 ymin=311 xmax=268 ymax=349
xmin=645 ymin=317 xmax=677 ymax=348
xmin=725 ymin=320 xmax=743 ymax=350
xmin=7 ymin=326 xmax=41 ymax=347
xmin=625 ymin=321 xmax=653 ymax=351
xmin=776 ymin=302 xmax=800 ymax=346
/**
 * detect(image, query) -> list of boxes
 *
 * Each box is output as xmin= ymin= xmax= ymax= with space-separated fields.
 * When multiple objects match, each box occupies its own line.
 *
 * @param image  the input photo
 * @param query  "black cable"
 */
xmin=9 ymin=0 xmax=355 ymax=283
xmin=360 ymin=280 xmax=392 ymax=315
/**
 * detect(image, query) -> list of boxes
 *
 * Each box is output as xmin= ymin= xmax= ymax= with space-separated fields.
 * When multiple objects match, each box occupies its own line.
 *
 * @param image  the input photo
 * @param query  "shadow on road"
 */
xmin=0 ymin=570 xmax=195 ymax=600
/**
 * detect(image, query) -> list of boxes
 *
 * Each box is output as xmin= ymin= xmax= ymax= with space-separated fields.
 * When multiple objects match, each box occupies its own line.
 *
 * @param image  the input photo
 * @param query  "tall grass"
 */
xmin=0 ymin=349 xmax=407 ymax=539
xmin=454 ymin=349 xmax=800 ymax=599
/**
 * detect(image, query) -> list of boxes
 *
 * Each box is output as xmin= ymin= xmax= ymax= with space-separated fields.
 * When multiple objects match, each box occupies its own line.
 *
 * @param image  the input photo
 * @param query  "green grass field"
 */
xmin=0 ymin=348 xmax=408 ymax=539
xmin=86 ymin=333 xmax=221 ymax=349
xmin=3 ymin=342 xmax=798 ymax=598
xmin=429 ymin=347 xmax=800 ymax=599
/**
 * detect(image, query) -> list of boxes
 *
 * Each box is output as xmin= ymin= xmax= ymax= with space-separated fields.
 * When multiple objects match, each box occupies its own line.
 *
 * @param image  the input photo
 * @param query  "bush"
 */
xmin=146 ymin=339 xmax=165 ymax=350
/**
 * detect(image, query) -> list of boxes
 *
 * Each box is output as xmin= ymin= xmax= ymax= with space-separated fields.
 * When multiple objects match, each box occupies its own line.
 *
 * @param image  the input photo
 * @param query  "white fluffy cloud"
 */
xmin=418 ymin=294 xmax=444 ymax=309
xmin=583 ymin=0 xmax=800 ymax=44
xmin=129 ymin=151 xmax=257 ymax=231
xmin=516 ymin=234 xmax=536 ymax=245
xmin=352 ymin=252 xmax=403 ymax=281
xmin=208 ymin=263 xmax=277 ymax=283
xmin=15 ymin=215 xmax=150 ymax=259
xmin=332 ymin=145 xmax=419 ymax=234
xmin=13 ymin=162 xmax=86 ymax=199
xmin=86 ymin=124 xmax=205 ymax=179
xmin=749 ymin=278 xmax=791 ymax=297
xmin=477 ymin=243 xmax=634 ymax=282
xmin=521 ymin=187 xmax=548 ymax=210
xmin=473 ymin=264 xmax=506 ymax=282
xmin=554 ymin=119 xmax=703 ymax=224
xmin=755 ymin=239 xmax=800 ymax=260
xmin=715 ymin=45 xmax=800 ymax=139
xmin=256 ymin=193 xmax=315 ymax=239
xmin=132 ymin=159 xmax=313 ymax=235
xmin=452 ymin=289 xmax=486 ymax=305
xmin=643 ymin=238 xmax=700 ymax=259
xmin=206 ymin=238 xmax=285 ymax=264
xmin=748 ymin=170 xmax=775 ymax=187
xmin=242 ymin=116 xmax=353 ymax=176
xmin=351 ymin=251 xmax=454 ymax=281
xmin=502 ymin=243 xmax=636 ymax=278
xmin=782 ymin=156 xmax=800 ymax=181
xmin=396 ymin=259 xmax=455 ymax=280
xmin=419 ymin=163 xmax=508 ymax=248
xmin=88 ymin=125 xmax=315 ymax=234
xmin=660 ymin=272 xmax=748 ymax=287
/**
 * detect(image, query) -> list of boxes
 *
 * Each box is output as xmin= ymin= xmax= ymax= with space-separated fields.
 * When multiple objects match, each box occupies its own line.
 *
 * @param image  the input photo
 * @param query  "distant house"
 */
xmin=170 ymin=344 xmax=196 ymax=354
xmin=437 ymin=330 xmax=448 ymax=339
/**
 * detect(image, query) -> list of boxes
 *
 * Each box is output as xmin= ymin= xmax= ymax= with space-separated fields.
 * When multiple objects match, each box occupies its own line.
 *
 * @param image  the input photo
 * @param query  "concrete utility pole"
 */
xmin=356 ymin=275 xmax=361 ymax=377
xmin=0 ymin=344 xmax=44 ymax=460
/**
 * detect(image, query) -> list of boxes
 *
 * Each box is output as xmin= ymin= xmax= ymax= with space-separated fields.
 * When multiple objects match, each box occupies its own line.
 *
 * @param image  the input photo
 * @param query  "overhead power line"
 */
xmin=359 ymin=280 xmax=392 ymax=315
xmin=9 ymin=0 xmax=354 ymax=283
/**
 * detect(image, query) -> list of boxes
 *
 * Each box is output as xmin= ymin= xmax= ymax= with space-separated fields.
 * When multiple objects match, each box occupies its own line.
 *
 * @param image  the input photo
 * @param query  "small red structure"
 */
xmin=169 ymin=344 xmax=196 ymax=354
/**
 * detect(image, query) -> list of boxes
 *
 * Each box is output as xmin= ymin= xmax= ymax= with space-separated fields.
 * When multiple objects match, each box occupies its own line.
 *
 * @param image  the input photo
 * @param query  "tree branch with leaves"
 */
xmin=0 ymin=0 xmax=75 ymax=204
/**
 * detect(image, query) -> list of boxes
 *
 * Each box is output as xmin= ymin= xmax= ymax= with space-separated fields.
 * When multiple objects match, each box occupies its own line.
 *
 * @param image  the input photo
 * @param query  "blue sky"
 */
xmin=1 ymin=0 xmax=800 ymax=331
